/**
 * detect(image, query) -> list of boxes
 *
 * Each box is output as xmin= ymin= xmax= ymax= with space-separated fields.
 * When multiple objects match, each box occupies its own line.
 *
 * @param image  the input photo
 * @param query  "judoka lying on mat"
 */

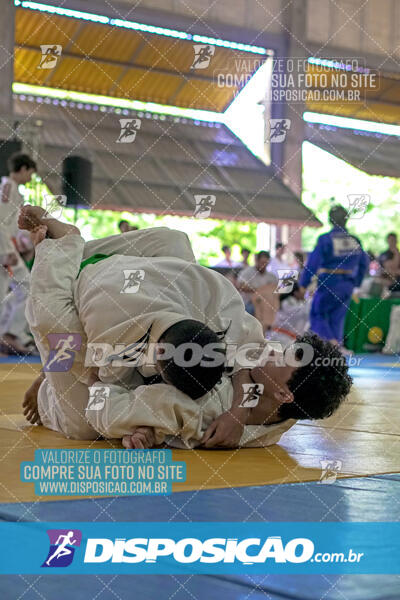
xmin=21 ymin=206 xmax=352 ymax=449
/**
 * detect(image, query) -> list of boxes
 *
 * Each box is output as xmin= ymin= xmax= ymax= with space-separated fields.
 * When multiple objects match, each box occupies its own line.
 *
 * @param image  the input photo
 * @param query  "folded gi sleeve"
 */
xmin=85 ymin=382 xmax=204 ymax=445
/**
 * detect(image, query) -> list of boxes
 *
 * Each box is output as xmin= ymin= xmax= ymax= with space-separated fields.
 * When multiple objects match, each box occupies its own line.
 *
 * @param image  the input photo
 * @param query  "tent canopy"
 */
xmin=10 ymin=98 xmax=319 ymax=225
xmin=306 ymin=122 xmax=400 ymax=178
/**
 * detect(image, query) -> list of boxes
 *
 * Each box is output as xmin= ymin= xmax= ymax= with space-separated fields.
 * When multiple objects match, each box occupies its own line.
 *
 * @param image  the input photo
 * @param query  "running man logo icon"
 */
xmin=319 ymin=459 xmax=343 ymax=484
xmin=116 ymin=118 xmax=142 ymax=143
xmin=347 ymin=194 xmax=370 ymax=218
xmin=38 ymin=45 xmax=62 ymax=69
xmin=275 ymin=269 xmax=299 ymax=294
xmin=191 ymin=44 xmax=215 ymax=69
xmin=43 ymin=334 xmax=82 ymax=372
xmin=267 ymin=118 xmax=291 ymax=143
xmin=120 ymin=269 xmax=145 ymax=293
xmin=194 ymin=194 xmax=216 ymax=218
xmin=239 ymin=383 xmax=264 ymax=408
xmin=86 ymin=386 xmax=110 ymax=411
xmin=43 ymin=194 xmax=67 ymax=219
xmin=42 ymin=529 xmax=82 ymax=568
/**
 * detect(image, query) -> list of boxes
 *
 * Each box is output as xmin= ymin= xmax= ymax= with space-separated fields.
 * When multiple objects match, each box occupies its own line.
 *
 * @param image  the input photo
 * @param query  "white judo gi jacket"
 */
xmin=75 ymin=253 xmax=266 ymax=384
xmin=29 ymin=229 xmax=296 ymax=446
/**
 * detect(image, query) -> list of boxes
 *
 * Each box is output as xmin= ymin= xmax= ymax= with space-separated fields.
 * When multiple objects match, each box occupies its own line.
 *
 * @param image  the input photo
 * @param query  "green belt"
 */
xmin=78 ymin=253 xmax=112 ymax=275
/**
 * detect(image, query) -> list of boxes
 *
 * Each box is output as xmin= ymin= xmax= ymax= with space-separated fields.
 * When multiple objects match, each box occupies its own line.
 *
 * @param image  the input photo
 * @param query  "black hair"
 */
xmin=276 ymin=242 xmax=284 ymax=250
xmin=118 ymin=219 xmax=129 ymax=228
xmin=279 ymin=332 xmax=353 ymax=420
xmin=158 ymin=319 xmax=225 ymax=400
xmin=257 ymin=250 xmax=270 ymax=260
xmin=329 ymin=205 xmax=348 ymax=228
xmin=387 ymin=232 xmax=397 ymax=240
xmin=241 ymin=247 xmax=250 ymax=254
xmin=222 ymin=245 xmax=230 ymax=252
xmin=279 ymin=281 xmax=299 ymax=305
xmin=7 ymin=152 xmax=36 ymax=173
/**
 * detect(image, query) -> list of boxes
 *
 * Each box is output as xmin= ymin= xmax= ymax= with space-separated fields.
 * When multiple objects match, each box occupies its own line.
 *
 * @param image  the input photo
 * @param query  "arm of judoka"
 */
xmin=299 ymin=237 xmax=323 ymax=289
xmin=85 ymin=382 xmax=201 ymax=445
xmin=202 ymin=369 xmax=251 ymax=448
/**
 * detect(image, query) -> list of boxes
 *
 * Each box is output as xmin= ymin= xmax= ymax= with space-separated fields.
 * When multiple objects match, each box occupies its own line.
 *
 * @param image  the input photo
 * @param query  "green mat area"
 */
xmin=345 ymin=297 xmax=400 ymax=352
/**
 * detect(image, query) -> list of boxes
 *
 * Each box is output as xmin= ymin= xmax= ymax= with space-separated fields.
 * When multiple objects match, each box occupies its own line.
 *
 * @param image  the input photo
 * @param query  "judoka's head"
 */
xmin=329 ymin=205 xmax=348 ymax=229
xmin=156 ymin=320 xmax=226 ymax=400
xmin=7 ymin=152 xmax=37 ymax=184
xmin=250 ymin=333 xmax=352 ymax=422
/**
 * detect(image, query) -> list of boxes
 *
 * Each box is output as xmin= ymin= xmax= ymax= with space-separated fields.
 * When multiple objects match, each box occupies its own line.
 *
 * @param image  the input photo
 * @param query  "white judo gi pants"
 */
xmin=28 ymin=227 xmax=195 ymax=440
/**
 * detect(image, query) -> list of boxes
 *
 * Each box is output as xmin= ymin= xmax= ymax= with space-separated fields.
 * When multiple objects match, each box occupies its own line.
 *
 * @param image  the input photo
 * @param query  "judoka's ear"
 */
xmin=274 ymin=385 xmax=294 ymax=404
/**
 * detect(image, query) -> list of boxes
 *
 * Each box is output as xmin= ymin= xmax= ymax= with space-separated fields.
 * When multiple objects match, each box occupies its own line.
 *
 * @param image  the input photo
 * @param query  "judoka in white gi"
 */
xmin=0 ymin=153 xmax=36 ymax=352
xmin=21 ymin=206 xmax=353 ymax=449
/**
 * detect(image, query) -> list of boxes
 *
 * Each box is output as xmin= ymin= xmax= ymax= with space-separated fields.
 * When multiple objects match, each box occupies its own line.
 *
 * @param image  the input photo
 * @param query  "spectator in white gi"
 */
xmin=0 ymin=153 xmax=36 ymax=354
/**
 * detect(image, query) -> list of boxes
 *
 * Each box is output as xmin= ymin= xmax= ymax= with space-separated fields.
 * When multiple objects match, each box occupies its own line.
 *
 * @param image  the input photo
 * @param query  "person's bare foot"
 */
xmin=19 ymin=204 xmax=80 ymax=239
xmin=23 ymin=374 xmax=45 ymax=425
xmin=18 ymin=205 xmax=46 ymax=231
xmin=122 ymin=426 xmax=155 ymax=449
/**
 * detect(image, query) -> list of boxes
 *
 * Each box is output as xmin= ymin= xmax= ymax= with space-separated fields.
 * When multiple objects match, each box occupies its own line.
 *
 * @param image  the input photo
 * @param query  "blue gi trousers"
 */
xmin=310 ymin=277 xmax=354 ymax=343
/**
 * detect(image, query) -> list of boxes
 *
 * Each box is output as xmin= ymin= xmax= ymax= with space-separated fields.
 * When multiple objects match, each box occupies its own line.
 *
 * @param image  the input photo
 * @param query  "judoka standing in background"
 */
xmin=299 ymin=205 xmax=369 ymax=348
xmin=0 ymin=153 xmax=36 ymax=353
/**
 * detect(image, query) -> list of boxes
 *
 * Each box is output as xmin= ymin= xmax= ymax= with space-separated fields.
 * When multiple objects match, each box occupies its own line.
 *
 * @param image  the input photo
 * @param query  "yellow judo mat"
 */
xmin=0 ymin=361 xmax=399 ymax=503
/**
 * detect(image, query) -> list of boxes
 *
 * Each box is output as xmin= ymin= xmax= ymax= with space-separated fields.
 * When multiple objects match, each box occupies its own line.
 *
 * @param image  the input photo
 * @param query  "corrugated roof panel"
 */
xmin=14 ymin=8 xmax=265 ymax=112
xmin=172 ymin=79 xmax=232 ymax=111
xmin=11 ymin=97 xmax=317 ymax=223
xmin=14 ymin=48 xmax=51 ymax=85
xmin=117 ymin=69 xmax=182 ymax=102
xmin=306 ymin=99 xmax=400 ymax=124
xmin=196 ymin=143 xmax=260 ymax=169
xmin=48 ymin=57 xmax=124 ymax=94
xmin=133 ymin=36 xmax=195 ymax=73
xmin=70 ymin=23 xmax=141 ymax=62
xmin=15 ymin=8 xmax=80 ymax=47
xmin=306 ymin=122 xmax=400 ymax=178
